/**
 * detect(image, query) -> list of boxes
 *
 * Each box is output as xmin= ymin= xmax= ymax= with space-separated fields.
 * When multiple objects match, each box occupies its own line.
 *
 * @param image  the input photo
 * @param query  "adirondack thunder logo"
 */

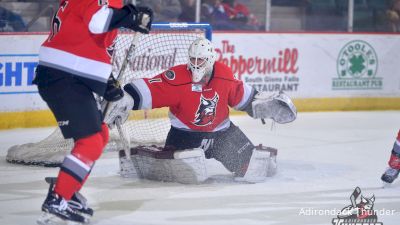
xmin=332 ymin=187 xmax=383 ymax=225
xmin=215 ymin=40 xmax=299 ymax=93
xmin=333 ymin=40 xmax=382 ymax=90
xmin=192 ymin=93 xmax=219 ymax=127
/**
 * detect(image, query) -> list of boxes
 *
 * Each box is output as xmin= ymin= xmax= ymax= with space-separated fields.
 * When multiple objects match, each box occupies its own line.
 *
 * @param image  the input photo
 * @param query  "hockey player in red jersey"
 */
xmin=381 ymin=130 xmax=400 ymax=184
xmin=105 ymin=37 xmax=297 ymax=183
xmin=33 ymin=0 xmax=152 ymax=223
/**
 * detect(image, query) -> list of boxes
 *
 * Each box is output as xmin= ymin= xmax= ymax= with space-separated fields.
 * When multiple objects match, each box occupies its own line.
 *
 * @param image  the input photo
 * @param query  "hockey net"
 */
xmin=6 ymin=23 xmax=213 ymax=167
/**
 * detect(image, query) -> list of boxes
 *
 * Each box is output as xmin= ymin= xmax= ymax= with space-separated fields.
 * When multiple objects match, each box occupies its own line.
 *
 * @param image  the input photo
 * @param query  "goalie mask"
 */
xmin=188 ymin=38 xmax=216 ymax=83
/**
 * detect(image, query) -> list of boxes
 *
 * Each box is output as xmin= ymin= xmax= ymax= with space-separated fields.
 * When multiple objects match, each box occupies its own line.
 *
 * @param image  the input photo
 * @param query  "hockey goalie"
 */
xmin=105 ymin=37 xmax=297 ymax=184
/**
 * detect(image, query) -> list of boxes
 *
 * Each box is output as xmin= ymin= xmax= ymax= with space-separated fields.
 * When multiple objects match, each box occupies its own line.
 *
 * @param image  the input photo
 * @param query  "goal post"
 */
xmin=6 ymin=23 xmax=213 ymax=167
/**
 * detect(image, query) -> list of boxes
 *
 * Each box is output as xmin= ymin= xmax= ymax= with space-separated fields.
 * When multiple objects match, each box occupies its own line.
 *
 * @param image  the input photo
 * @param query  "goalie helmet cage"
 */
xmin=6 ymin=23 xmax=213 ymax=167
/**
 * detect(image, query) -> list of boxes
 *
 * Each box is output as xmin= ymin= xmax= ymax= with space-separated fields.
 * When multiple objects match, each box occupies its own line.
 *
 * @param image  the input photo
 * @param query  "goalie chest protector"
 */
xmin=143 ymin=62 xmax=248 ymax=132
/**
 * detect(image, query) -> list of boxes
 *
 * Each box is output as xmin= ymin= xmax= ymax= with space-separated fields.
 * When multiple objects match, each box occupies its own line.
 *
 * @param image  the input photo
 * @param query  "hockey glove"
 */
xmin=103 ymin=91 xmax=134 ymax=129
xmin=104 ymin=75 xmax=124 ymax=102
xmin=124 ymin=5 xmax=153 ymax=34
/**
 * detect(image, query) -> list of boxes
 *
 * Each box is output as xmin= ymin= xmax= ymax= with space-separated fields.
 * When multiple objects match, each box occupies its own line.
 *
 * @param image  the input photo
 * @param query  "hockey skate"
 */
xmin=45 ymin=177 xmax=94 ymax=218
xmin=68 ymin=192 xmax=94 ymax=219
xmin=381 ymin=167 xmax=399 ymax=184
xmin=37 ymin=177 xmax=90 ymax=225
xmin=37 ymin=189 xmax=88 ymax=225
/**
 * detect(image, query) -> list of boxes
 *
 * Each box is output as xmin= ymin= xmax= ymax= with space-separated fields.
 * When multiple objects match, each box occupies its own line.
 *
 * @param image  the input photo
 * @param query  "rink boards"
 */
xmin=0 ymin=32 xmax=400 ymax=128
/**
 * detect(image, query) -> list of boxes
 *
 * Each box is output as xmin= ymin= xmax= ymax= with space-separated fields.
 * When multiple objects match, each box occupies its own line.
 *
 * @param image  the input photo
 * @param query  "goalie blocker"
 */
xmin=119 ymin=123 xmax=278 ymax=184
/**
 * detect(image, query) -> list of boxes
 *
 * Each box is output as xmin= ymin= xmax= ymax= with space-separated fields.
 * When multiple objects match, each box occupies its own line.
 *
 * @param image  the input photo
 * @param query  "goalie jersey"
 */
xmin=38 ymin=0 xmax=120 ymax=95
xmin=125 ymin=61 xmax=255 ymax=132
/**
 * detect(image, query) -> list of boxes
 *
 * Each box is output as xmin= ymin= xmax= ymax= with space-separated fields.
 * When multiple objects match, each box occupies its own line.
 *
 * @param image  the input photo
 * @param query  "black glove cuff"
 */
xmin=104 ymin=76 xmax=124 ymax=102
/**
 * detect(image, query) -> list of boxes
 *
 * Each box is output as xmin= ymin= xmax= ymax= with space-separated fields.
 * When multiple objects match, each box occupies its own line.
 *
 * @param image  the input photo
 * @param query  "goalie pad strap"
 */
xmin=132 ymin=146 xmax=174 ymax=159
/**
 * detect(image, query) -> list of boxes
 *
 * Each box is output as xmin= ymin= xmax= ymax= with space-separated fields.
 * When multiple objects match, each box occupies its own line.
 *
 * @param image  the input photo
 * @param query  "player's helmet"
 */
xmin=188 ymin=38 xmax=216 ymax=83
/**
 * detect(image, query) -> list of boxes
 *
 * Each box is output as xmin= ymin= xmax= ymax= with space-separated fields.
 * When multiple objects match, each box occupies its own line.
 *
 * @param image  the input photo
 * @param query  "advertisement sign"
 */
xmin=0 ymin=34 xmax=46 ymax=111
xmin=212 ymin=33 xmax=400 ymax=99
xmin=1 ymin=33 xmax=400 ymax=114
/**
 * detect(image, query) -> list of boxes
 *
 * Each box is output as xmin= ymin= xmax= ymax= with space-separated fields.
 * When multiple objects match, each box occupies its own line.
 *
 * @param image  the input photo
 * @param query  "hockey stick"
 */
xmin=102 ymin=31 xmax=143 ymax=177
xmin=102 ymin=31 xmax=142 ymax=117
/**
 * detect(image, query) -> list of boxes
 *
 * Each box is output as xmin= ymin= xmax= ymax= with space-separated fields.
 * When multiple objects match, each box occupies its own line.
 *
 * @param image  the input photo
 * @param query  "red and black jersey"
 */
xmin=125 ymin=61 xmax=255 ymax=132
xmin=38 ymin=0 xmax=121 ymax=95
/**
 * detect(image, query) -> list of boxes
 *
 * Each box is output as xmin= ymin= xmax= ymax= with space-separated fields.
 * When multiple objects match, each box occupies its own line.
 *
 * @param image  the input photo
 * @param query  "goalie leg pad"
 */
xmin=212 ymin=123 xmax=254 ymax=176
xmin=120 ymin=146 xmax=208 ymax=184
xmin=252 ymin=92 xmax=297 ymax=124
xmin=235 ymin=145 xmax=278 ymax=183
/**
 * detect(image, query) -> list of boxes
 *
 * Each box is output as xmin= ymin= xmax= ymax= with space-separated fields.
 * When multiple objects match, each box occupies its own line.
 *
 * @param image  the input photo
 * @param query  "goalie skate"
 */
xmin=235 ymin=145 xmax=278 ymax=183
xmin=119 ymin=146 xmax=208 ymax=184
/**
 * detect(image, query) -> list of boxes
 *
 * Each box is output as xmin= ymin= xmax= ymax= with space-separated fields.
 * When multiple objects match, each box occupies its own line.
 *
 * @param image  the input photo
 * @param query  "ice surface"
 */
xmin=0 ymin=111 xmax=399 ymax=225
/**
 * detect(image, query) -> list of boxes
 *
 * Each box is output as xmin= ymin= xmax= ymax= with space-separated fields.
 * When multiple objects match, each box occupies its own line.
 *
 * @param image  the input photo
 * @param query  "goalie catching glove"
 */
xmin=251 ymin=91 xmax=297 ymax=124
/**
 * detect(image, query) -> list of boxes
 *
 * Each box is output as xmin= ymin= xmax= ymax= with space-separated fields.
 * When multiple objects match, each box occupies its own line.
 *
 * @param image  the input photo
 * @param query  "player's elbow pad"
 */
xmin=89 ymin=6 xmax=115 ymax=34
xmin=89 ymin=5 xmax=132 ymax=34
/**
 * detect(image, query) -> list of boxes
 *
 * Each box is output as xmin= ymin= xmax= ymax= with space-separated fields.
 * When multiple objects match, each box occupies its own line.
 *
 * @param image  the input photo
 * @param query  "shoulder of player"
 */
xmin=212 ymin=61 xmax=237 ymax=81
xmin=160 ymin=64 xmax=192 ymax=85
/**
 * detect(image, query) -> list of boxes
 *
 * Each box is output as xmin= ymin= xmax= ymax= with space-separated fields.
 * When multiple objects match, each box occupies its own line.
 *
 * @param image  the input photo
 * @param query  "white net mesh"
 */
xmin=6 ymin=23 xmax=211 ymax=167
